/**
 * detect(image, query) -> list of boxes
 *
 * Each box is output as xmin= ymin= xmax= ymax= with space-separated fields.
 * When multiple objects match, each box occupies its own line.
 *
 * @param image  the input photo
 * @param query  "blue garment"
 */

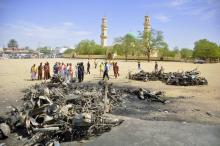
xmin=105 ymin=64 xmax=111 ymax=72
xmin=53 ymin=64 xmax=58 ymax=74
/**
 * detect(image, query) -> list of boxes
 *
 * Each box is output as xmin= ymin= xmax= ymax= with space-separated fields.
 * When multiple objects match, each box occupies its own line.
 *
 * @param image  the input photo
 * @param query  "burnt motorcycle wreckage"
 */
xmin=0 ymin=76 xmax=166 ymax=146
xmin=129 ymin=68 xmax=208 ymax=86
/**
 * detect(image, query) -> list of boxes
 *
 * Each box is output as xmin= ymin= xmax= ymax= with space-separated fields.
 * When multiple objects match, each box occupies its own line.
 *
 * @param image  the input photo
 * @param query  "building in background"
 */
xmin=144 ymin=16 xmax=158 ymax=58
xmin=100 ymin=16 xmax=108 ymax=47
xmin=1 ymin=39 xmax=39 ymax=59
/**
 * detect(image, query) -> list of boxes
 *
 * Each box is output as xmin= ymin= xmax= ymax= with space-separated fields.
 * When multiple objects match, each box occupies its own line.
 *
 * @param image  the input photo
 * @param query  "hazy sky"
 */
xmin=0 ymin=0 xmax=219 ymax=49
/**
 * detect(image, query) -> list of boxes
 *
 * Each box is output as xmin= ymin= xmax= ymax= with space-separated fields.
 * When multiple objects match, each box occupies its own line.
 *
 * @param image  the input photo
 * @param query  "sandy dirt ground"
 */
xmin=0 ymin=58 xmax=220 ymax=124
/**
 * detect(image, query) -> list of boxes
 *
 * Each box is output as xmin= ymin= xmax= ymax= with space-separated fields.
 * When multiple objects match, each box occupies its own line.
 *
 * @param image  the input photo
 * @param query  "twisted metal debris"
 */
xmin=129 ymin=68 xmax=208 ymax=86
xmin=0 ymin=75 xmax=166 ymax=146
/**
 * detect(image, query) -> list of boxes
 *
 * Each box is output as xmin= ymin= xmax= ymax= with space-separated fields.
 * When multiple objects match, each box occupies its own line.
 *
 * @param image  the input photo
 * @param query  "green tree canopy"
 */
xmin=193 ymin=39 xmax=220 ymax=59
xmin=74 ymin=40 xmax=106 ymax=55
xmin=180 ymin=48 xmax=193 ymax=59
xmin=37 ymin=47 xmax=52 ymax=55
xmin=114 ymin=33 xmax=137 ymax=60
xmin=139 ymin=29 xmax=168 ymax=61
xmin=63 ymin=48 xmax=74 ymax=54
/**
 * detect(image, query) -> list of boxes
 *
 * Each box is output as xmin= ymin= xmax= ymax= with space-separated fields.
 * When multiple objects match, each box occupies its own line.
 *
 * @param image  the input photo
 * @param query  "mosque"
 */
xmin=100 ymin=16 xmax=158 ymax=58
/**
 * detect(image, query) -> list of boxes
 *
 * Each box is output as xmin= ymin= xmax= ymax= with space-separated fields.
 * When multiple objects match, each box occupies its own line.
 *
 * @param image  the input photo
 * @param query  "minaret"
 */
xmin=100 ymin=16 xmax=107 ymax=47
xmin=144 ymin=16 xmax=151 ymax=33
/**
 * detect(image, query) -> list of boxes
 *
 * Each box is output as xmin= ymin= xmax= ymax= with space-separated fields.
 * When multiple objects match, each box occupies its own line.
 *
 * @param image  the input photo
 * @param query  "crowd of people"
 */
xmin=30 ymin=62 xmax=51 ymax=80
xmin=30 ymin=60 xmax=165 ymax=82
xmin=30 ymin=59 xmax=120 ymax=82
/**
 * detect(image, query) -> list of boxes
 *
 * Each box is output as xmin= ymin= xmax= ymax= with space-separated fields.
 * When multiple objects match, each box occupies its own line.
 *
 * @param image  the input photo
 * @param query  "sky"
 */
xmin=0 ymin=0 xmax=219 ymax=49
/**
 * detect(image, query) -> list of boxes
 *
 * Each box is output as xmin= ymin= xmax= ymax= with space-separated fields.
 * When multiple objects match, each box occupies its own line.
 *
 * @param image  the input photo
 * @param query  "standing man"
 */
xmin=75 ymin=64 xmax=78 ymax=82
xmin=113 ymin=62 xmax=119 ymax=78
xmin=38 ymin=63 xmax=43 ymax=80
xmin=53 ymin=62 xmax=58 ymax=75
xmin=87 ymin=61 xmax=90 ymax=74
xmin=81 ymin=62 xmax=85 ymax=81
xmin=44 ymin=62 xmax=50 ymax=80
xmin=78 ymin=63 xmax=83 ymax=82
xmin=138 ymin=61 xmax=141 ymax=71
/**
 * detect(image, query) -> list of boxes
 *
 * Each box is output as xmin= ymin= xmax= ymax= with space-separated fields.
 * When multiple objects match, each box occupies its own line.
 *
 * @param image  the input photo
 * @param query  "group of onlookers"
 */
xmin=30 ymin=62 xmax=51 ymax=80
xmin=53 ymin=62 xmax=74 ymax=81
xmin=30 ymin=59 xmax=120 ymax=82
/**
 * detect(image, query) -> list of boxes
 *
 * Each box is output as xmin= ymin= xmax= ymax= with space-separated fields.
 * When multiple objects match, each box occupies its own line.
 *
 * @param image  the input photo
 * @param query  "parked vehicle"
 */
xmin=194 ymin=59 xmax=206 ymax=64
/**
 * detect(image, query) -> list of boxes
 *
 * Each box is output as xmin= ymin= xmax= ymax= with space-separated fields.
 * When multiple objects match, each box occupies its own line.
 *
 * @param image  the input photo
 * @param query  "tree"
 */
xmin=193 ymin=39 xmax=220 ymax=59
xmin=158 ymin=47 xmax=169 ymax=58
xmin=74 ymin=40 xmax=106 ymax=55
xmin=37 ymin=47 xmax=52 ymax=55
xmin=112 ymin=44 xmax=124 ymax=56
xmin=134 ymin=38 xmax=143 ymax=59
xmin=180 ymin=48 xmax=193 ymax=59
xmin=114 ymin=33 xmax=137 ymax=61
xmin=63 ymin=48 xmax=74 ymax=54
xmin=139 ymin=29 xmax=167 ymax=62
xmin=8 ymin=39 xmax=18 ymax=48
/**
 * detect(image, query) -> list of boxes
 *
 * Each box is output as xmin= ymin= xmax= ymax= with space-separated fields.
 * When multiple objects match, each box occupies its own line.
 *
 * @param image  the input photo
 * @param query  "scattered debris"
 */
xmin=0 ymin=76 xmax=167 ymax=145
xmin=129 ymin=68 xmax=208 ymax=86
xmin=206 ymin=112 xmax=213 ymax=117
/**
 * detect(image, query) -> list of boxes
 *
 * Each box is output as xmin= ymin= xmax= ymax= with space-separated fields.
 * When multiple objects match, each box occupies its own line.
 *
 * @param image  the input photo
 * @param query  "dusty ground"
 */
xmin=0 ymin=58 xmax=220 ymax=125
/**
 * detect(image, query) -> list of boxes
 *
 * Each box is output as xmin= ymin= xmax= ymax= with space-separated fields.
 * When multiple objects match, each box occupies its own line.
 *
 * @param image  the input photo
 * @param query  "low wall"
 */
xmin=68 ymin=55 xmax=182 ymax=62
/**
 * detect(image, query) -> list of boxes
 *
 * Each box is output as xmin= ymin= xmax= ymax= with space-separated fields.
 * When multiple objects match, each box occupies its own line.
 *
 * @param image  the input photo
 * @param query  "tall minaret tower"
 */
xmin=144 ymin=16 xmax=151 ymax=33
xmin=100 ymin=16 xmax=107 ymax=47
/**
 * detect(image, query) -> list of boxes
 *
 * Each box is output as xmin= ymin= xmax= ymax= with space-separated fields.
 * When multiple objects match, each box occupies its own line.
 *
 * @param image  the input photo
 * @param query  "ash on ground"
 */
xmin=0 ymin=76 xmax=167 ymax=146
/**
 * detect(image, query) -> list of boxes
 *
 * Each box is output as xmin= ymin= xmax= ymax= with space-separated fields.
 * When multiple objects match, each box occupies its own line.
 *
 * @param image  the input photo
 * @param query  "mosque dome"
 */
xmin=126 ymin=32 xmax=137 ymax=38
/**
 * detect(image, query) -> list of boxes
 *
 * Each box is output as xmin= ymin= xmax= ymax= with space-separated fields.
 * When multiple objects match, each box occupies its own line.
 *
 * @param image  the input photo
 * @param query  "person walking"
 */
xmin=103 ymin=62 xmax=110 ymax=80
xmin=38 ymin=63 xmax=43 ymax=80
xmin=155 ymin=61 xmax=158 ymax=73
xmin=31 ymin=64 xmax=37 ymax=80
xmin=99 ymin=62 xmax=104 ymax=76
xmin=87 ymin=61 xmax=90 ymax=74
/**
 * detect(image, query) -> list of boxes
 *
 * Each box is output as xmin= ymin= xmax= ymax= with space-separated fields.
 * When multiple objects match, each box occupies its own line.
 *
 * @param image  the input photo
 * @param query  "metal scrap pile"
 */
xmin=129 ymin=69 xmax=208 ymax=86
xmin=128 ymin=70 xmax=161 ymax=82
xmin=0 ymin=77 xmax=124 ymax=146
xmin=165 ymin=69 xmax=208 ymax=86
xmin=0 ymin=75 xmax=168 ymax=145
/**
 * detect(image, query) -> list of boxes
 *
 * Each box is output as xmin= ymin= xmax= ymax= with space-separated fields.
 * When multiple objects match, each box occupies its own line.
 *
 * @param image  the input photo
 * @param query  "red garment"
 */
xmin=44 ymin=64 xmax=50 ymax=80
xmin=113 ymin=63 xmax=119 ymax=78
